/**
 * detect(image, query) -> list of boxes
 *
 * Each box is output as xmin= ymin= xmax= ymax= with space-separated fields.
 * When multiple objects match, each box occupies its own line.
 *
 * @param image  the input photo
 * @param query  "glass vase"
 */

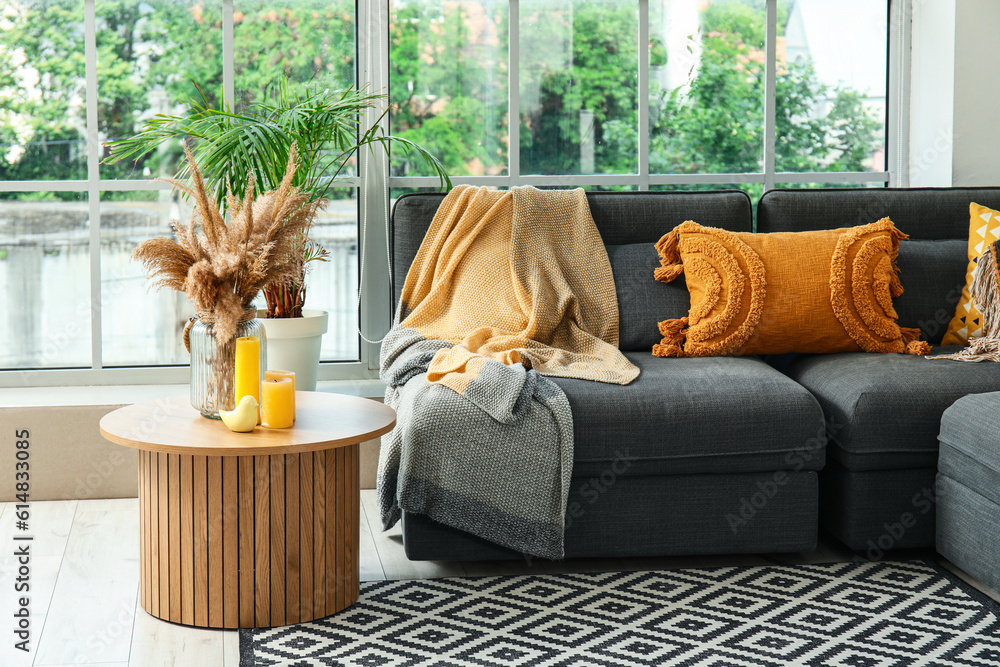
xmin=188 ymin=316 xmax=266 ymax=419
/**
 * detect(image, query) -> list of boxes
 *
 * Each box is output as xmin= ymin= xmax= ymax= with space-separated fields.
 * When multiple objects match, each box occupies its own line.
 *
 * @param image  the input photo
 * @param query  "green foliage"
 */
xmin=105 ymin=81 xmax=450 ymax=209
xmin=3 ymin=0 xmax=884 ymax=202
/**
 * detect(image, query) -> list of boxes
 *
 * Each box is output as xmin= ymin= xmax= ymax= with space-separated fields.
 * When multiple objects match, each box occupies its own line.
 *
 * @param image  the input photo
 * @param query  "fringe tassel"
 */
xmin=971 ymin=243 xmax=1000 ymax=339
xmin=654 ymin=230 xmax=684 ymax=283
xmin=899 ymin=327 xmax=930 ymax=355
xmin=652 ymin=317 xmax=688 ymax=357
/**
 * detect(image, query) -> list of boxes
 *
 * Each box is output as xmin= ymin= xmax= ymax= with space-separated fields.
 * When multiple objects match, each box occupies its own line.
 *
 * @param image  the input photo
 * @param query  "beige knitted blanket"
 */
xmin=378 ymin=185 xmax=637 ymax=559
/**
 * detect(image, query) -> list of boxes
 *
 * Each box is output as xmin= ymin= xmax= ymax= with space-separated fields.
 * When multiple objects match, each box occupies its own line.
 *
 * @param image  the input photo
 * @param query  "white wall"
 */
xmin=909 ymin=0 xmax=1000 ymax=187
xmin=951 ymin=0 xmax=1000 ymax=186
xmin=908 ymin=0 xmax=955 ymax=186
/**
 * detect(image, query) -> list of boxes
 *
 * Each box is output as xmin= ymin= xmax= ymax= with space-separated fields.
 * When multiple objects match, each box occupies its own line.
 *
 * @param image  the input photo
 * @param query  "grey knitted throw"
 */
xmin=376 ymin=186 xmax=637 ymax=560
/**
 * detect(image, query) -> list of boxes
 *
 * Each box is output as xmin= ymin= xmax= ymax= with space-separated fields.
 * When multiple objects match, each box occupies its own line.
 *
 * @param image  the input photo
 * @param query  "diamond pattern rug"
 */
xmin=239 ymin=560 xmax=1000 ymax=666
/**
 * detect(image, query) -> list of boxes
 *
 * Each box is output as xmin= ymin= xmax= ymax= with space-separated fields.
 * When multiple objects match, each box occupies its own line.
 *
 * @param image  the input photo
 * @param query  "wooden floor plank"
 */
xmin=358 ymin=487 xmax=385 ymax=582
xmin=222 ymin=629 xmax=240 ymax=667
xmin=129 ymin=594 xmax=224 ymax=667
xmin=359 ymin=490 xmax=465 ymax=580
xmin=0 ymin=555 xmax=62 ymax=667
xmin=0 ymin=498 xmax=78 ymax=556
xmin=34 ymin=504 xmax=139 ymax=665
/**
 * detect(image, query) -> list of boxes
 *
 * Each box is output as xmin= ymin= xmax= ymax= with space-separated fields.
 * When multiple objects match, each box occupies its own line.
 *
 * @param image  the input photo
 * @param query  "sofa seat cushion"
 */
xmin=784 ymin=347 xmax=1000 ymax=471
xmin=551 ymin=351 xmax=826 ymax=477
xmin=938 ymin=391 xmax=1000 ymax=506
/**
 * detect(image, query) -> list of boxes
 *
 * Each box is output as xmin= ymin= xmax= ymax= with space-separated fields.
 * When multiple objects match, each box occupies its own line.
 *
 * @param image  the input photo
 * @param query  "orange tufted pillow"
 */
xmin=652 ymin=219 xmax=930 ymax=357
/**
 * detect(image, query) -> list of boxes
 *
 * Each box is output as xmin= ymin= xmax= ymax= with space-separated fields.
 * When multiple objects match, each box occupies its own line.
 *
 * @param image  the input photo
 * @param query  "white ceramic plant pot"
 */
xmin=257 ymin=309 xmax=328 ymax=391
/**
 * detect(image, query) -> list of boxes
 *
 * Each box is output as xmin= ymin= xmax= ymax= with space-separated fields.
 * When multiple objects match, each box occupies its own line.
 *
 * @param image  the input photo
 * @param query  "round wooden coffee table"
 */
xmin=99 ymin=392 xmax=395 ymax=629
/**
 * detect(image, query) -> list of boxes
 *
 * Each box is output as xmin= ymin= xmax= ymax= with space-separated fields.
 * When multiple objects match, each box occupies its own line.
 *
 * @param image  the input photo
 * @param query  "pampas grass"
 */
xmin=133 ymin=144 xmax=327 ymax=345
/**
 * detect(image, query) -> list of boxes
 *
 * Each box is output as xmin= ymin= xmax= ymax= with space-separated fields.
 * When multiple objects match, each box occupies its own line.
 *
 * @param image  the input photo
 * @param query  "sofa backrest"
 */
xmin=757 ymin=187 xmax=1000 ymax=344
xmin=390 ymin=190 xmax=753 ymax=351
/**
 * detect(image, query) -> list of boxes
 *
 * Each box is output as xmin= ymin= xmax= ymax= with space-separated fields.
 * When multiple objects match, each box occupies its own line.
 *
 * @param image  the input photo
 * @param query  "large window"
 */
xmin=1 ymin=0 xmax=360 ymax=381
xmin=389 ymin=0 xmax=890 ymax=201
xmin=1 ymin=0 xmax=897 ymax=384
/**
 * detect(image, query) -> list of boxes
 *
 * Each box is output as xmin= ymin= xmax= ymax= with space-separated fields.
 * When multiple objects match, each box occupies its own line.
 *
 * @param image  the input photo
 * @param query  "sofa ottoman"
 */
xmin=936 ymin=391 xmax=1000 ymax=592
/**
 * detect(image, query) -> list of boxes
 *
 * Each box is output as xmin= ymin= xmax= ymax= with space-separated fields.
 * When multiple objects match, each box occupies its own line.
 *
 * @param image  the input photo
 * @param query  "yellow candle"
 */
xmin=234 ymin=336 xmax=261 ymax=424
xmin=261 ymin=376 xmax=295 ymax=429
xmin=265 ymin=370 xmax=295 ymax=421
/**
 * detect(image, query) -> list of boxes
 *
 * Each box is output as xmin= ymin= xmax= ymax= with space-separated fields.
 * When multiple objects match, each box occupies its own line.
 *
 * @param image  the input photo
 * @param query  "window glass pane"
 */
xmin=0 ymin=0 xmax=87 ymax=181
xmin=308 ymin=189 xmax=359 ymax=362
xmin=234 ymin=0 xmax=355 ymax=104
xmin=101 ymin=190 xmax=194 ymax=366
xmin=0 ymin=192 xmax=92 ymax=369
xmin=234 ymin=0 xmax=358 ymax=181
xmin=520 ymin=0 xmax=638 ymax=176
xmin=390 ymin=0 xmax=509 ymax=178
xmin=97 ymin=1 xmax=224 ymax=180
xmin=649 ymin=0 xmax=765 ymax=175
xmin=776 ymin=0 xmax=887 ymax=173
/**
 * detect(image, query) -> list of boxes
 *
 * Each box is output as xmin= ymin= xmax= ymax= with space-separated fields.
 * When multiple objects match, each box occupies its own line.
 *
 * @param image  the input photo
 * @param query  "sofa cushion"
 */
xmin=783 ymin=347 xmax=1000 ymax=471
xmin=942 ymin=203 xmax=1000 ymax=345
xmin=651 ymin=218 xmax=922 ymax=357
xmin=551 ymin=351 xmax=826 ymax=477
xmin=608 ymin=243 xmax=689 ymax=351
xmin=894 ymin=239 xmax=968 ymax=345
xmin=938 ymin=391 xmax=1000 ymax=507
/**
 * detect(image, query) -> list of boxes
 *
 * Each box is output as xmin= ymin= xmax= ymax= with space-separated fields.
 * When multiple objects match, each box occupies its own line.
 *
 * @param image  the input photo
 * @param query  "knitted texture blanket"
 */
xmin=929 ymin=240 xmax=1000 ymax=362
xmin=377 ymin=185 xmax=638 ymax=559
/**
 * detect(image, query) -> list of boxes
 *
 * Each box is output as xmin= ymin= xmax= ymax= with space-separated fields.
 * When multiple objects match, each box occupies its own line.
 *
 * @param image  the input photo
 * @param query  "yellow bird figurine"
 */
xmin=220 ymin=395 xmax=259 ymax=432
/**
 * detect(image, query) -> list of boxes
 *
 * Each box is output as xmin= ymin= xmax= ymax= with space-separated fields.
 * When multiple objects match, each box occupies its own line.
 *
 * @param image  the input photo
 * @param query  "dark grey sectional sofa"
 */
xmin=388 ymin=187 xmax=1000 ymax=560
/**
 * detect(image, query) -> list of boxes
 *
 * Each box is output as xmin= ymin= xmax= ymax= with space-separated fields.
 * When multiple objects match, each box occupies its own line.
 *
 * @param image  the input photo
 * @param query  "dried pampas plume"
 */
xmin=132 ymin=144 xmax=327 ymax=345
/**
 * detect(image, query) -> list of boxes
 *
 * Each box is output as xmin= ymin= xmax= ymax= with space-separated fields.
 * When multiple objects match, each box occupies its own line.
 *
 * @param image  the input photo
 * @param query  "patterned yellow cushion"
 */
xmin=941 ymin=203 xmax=1000 ymax=346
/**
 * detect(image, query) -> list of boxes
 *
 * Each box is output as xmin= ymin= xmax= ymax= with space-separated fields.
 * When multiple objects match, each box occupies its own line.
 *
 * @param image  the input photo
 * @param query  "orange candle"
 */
xmin=234 ymin=336 xmax=261 ymax=424
xmin=265 ymin=370 xmax=295 ymax=420
xmin=261 ymin=376 xmax=295 ymax=429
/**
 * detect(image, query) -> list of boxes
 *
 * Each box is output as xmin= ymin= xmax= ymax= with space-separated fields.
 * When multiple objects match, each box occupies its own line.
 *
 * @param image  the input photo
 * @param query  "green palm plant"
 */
xmin=106 ymin=80 xmax=450 ymax=317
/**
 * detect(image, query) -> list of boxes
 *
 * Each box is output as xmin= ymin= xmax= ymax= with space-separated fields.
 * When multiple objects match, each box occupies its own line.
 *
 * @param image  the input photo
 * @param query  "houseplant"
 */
xmin=106 ymin=80 xmax=450 ymax=387
xmin=132 ymin=145 xmax=324 ymax=416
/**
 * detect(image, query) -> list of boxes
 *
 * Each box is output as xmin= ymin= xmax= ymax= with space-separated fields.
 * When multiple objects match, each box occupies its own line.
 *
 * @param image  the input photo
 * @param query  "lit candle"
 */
xmin=261 ymin=376 xmax=295 ymax=429
xmin=234 ymin=336 xmax=261 ymax=424
xmin=265 ymin=370 xmax=295 ymax=421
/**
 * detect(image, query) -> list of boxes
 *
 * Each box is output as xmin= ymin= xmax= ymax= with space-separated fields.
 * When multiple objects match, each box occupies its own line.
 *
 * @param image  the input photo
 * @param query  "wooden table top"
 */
xmin=99 ymin=391 xmax=396 ymax=456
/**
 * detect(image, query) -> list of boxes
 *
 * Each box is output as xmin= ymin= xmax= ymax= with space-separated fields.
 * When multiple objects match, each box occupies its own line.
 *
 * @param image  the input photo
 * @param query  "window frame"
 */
xmin=1 ymin=0 xmax=909 ymax=387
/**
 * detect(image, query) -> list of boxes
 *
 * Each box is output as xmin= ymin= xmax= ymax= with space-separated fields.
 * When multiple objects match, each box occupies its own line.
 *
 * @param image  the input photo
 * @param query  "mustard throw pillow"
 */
xmin=941 ymin=203 xmax=1000 ymax=345
xmin=652 ymin=219 xmax=929 ymax=357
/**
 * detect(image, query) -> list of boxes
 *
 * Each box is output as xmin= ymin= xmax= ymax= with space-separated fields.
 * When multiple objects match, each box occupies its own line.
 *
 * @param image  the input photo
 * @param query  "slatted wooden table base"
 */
xmin=136 ymin=447 xmax=358 ymax=628
xmin=101 ymin=392 xmax=395 ymax=629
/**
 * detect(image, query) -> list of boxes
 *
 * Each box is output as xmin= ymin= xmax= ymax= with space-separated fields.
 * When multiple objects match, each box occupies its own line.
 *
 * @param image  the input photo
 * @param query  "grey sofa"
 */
xmin=387 ymin=187 xmax=1000 ymax=560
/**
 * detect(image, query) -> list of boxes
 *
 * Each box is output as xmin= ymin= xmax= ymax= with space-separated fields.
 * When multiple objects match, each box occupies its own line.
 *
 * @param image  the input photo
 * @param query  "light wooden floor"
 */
xmin=2 ymin=493 xmax=996 ymax=666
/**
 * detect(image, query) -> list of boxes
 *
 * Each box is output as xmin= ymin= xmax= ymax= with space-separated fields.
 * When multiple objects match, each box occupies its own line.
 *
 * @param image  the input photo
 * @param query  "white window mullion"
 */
xmin=223 ymin=0 xmax=235 ymax=108
xmin=508 ymin=0 xmax=520 ymax=186
xmin=84 ymin=0 xmax=102 ymax=370
xmin=763 ymin=0 xmax=777 ymax=193
xmin=888 ymin=0 xmax=911 ymax=187
xmin=637 ymin=0 xmax=650 ymax=191
xmin=357 ymin=0 xmax=391 ymax=370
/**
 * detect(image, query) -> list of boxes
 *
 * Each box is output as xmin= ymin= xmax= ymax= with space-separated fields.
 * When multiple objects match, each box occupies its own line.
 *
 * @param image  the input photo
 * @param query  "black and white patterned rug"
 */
xmin=239 ymin=560 xmax=1000 ymax=666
